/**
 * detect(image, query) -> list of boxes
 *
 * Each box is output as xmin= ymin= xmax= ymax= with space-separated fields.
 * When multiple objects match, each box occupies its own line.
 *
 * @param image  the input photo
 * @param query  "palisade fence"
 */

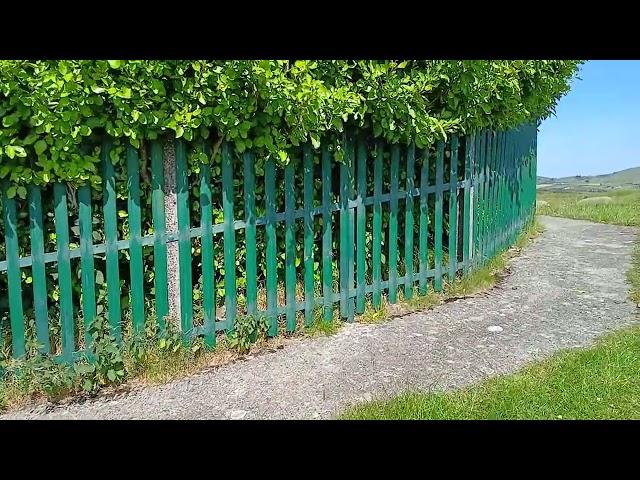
xmin=0 ymin=122 xmax=537 ymax=362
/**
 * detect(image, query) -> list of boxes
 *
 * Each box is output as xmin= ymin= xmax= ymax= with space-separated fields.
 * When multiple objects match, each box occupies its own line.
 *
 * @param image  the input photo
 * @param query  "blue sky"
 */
xmin=537 ymin=60 xmax=640 ymax=178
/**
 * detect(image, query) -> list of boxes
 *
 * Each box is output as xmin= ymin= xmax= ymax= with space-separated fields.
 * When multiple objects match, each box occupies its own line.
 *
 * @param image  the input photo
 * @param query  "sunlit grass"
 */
xmin=536 ymin=189 xmax=640 ymax=227
xmin=341 ymin=326 xmax=640 ymax=420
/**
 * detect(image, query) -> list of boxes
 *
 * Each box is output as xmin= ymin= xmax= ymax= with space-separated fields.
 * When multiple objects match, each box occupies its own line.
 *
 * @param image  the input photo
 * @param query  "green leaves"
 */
xmin=0 ymin=60 xmax=582 ymax=188
xmin=34 ymin=139 xmax=47 ymax=155
xmin=2 ymin=113 xmax=19 ymax=127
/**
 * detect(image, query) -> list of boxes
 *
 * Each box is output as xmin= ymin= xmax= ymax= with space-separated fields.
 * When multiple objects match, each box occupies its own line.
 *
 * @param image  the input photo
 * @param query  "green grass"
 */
xmin=536 ymin=189 xmax=640 ymax=227
xmin=341 ymin=326 xmax=640 ymax=419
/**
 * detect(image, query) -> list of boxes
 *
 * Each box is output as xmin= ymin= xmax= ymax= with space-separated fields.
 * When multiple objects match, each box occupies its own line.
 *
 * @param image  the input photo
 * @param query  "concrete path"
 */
xmin=2 ymin=216 xmax=638 ymax=420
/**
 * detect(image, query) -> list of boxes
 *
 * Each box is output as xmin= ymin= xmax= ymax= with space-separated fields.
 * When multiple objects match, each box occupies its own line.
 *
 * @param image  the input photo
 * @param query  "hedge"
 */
xmin=0 ymin=60 xmax=582 ymax=192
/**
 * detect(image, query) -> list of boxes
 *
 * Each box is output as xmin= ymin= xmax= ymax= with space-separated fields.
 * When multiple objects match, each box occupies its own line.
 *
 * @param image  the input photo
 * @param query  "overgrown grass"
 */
xmin=341 ymin=325 xmax=640 ymax=419
xmin=305 ymin=316 xmax=343 ymax=337
xmin=536 ymin=189 xmax=640 ymax=227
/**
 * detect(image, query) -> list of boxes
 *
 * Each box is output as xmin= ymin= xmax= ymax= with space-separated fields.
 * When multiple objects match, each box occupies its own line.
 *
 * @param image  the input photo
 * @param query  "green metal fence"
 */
xmin=0 ymin=123 xmax=537 ymax=362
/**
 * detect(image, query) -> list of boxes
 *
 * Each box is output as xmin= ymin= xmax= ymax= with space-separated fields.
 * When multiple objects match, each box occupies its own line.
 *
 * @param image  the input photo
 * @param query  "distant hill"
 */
xmin=537 ymin=167 xmax=640 ymax=191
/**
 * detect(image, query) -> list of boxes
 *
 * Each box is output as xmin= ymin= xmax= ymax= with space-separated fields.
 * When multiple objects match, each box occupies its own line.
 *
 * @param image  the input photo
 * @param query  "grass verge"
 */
xmin=340 ymin=325 xmax=640 ymax=419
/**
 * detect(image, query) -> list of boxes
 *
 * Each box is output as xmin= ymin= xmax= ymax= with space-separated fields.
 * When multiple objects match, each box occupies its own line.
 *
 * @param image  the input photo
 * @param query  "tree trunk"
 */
xmin=163 ymin=137 xmax=181 ymax=328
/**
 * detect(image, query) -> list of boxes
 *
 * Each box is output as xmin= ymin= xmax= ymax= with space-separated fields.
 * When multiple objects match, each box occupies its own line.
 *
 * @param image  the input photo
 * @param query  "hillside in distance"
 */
xmin=537 ymin=166 xmax=640 ymax=191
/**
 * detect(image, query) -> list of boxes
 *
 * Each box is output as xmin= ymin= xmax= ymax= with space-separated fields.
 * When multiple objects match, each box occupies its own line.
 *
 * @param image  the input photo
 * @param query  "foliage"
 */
xmin=0 ymin=309 xmax=260 ymax=410
xmin=225 ymin=314 xmax=269 ymax=354
xmin=0 ymin=60 xmax=582 ymax=190
xmin=74 ymin=315 xmax=125 ymax=393
xmin=0 ymin=319 xmax=76 ymax=405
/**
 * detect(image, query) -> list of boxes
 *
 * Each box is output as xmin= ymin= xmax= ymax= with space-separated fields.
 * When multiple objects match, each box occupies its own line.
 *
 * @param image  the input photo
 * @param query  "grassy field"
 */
xmin=340 ymin=188 xmax=640 ymax=420
xmin=536 ymin=189 xmax=640 ymax=227
xmin=341 ymin=326 xmax=640 ymax=420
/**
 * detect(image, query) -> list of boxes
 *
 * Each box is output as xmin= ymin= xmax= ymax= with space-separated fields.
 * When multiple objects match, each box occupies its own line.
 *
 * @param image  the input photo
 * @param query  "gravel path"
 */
xmin=2 ymin=216 xmax=638 ymax=420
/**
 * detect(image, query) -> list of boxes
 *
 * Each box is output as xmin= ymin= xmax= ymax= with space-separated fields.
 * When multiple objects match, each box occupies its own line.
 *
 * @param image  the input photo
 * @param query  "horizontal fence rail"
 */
xmin=0 ymin=124 xmax=537 ymax=361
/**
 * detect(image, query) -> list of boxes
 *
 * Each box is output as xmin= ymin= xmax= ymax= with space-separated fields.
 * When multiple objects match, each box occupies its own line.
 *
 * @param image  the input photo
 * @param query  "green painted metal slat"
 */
xmin=77 ymin=185 xmax=96 ymax=354
xmin=480 ymin=132 xmax=488 ymax=262
xmin=388 ymin=144 xmax=399 ymax=303
xmin=101 ymin=140 xmax=121 ymax=342
xmin=481 ymin=131 xmax=492 ymax=263
xmin=418 ymin=148 xmax=429 ymax=295
xmin=404 ymin=142 xmax=415 ymax=299
xmin=265 ymin=158 xmax=278 ymax=336
xmin=347 ymin=138 xmax=356 ymax=322
xmin=500 ymin=131 xmax=506 ymax=249
xmin=303 ymin=144 xmax=314 ymax=326
xmin=339 ymin=156 xmax=348 ymax=317
xmin=489 ymin=131 xmax=498 ymax=257
xmin=201 ymin=156 xmax=216 ymax=348
xmin=472 ymin=132 xmax=483 ymax=262
xmin=498 ymin=130 xmax=504 ymax=248
xmin=1 ymin=183 xmax=25 ymax=358
xmin=355 ymin=137 xmax=366 ymax=314
xmin=372 ymin=141 xmax=383 ymax=307
xmin=150 ymin=141 xmax=169 ymax=330
xmin=448 ymin=135 xmax=459 ymax=282
xmin=28 ymin=185 xmax=50 ymax=354
xmin=321 ymin=146 xmax=334 ymax=323
xmin=495 ymin=131 xmax=501 ymax=251
xmin=510 ymin=129 xmax=517 ymax=241
xmin=490 ymin=131 xmax=500 ymax=256
xmin=462 ymin=135 xmax=473 ymax=273
xmin=339 ymin=137 xmax=354 ymax=320
xmin=127 ymin=145 xmax=145 ymax=337
xmin=54 ymin=183 xmax=75 ymax=361
xmin=508 ymin=130 xmax=512 ymax=241
xmin=222 ymin=142 xmax=237 ymax=330
xmin=176 ymin=139 xmax=193 ymax=336
xmin=494 ymin=131 xmax=502 ymax=255
xmin=243 ymin=151 xmax=257 ymax=325
xmin=284 ymin=159 xmax=296 ymax=333
xmin=434 ymin=141 xmax=444 ymax=292
xmin=480 ymin=131 xmax=489 ymax=263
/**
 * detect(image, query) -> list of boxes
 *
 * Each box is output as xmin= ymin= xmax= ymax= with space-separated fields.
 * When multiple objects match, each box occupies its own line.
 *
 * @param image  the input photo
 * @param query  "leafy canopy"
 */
xmin=0 ymin=60 xmax=581 ymax=191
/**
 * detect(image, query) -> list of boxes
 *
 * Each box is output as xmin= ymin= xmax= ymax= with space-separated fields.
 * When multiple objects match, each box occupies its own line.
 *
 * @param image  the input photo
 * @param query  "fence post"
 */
xmin=1 ymin=182 xmax=25 ymax=358
xmin=163 ymin=135 xmax=181 ymax=329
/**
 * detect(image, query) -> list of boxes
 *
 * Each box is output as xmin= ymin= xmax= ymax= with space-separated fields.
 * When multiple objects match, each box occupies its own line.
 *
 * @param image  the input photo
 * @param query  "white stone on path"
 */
xmin=487 ymin=325 xmax=504 ymax=333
